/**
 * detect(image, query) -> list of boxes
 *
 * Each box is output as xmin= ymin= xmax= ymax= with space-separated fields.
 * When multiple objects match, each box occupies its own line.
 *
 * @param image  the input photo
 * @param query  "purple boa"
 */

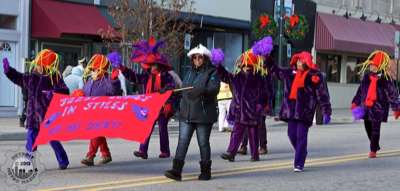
xmin=211 ymin=48 xmax=224 ymax=65
xmin=107 ymin=51 xmax=122 ymax=68
xmin=251 ymin=36 xmax=273 ymax=56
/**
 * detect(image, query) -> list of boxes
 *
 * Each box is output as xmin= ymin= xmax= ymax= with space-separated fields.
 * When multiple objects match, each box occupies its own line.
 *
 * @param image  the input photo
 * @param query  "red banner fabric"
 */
xmin=33 ymin=91 xmax=172 ymax=147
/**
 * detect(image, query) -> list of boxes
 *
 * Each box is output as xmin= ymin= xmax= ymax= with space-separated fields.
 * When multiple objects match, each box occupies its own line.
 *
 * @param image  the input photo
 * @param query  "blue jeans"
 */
xmin=174 ymin=122 xmax=213 ymax=161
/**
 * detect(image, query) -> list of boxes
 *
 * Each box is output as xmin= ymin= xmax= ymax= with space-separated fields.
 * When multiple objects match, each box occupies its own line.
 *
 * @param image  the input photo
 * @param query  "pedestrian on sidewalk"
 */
xmin=80 ymin=54 xmax=122 ymax=166
xmin=165 ymin=44 xmax=220 ymax=181
xmin=2 ymin=49 xmax=70 ymax=170
xmin=217 ymin=82 xmax=233 ymax=132
xmin=351 ymin=50 xmax=400 ymax=158
xmin=265 ymin=51 xmax=332 ymax=172
xmin=116 ymin=38 xmax=176 ymax=160
xmin=216 ymin=36 xmax=273 ymax=162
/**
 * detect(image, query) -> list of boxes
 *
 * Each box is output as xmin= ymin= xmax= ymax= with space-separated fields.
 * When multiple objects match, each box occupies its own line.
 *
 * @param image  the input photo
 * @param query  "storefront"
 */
xmin=315 ymin=12 xmax=397 ymax=108
xmin=30 ymin=0 xmax=114 ymax=72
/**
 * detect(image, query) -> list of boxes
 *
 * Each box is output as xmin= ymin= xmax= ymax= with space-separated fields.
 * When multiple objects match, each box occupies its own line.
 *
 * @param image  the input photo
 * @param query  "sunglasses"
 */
xmin=192 ymin=55 xmax=204 ymax=60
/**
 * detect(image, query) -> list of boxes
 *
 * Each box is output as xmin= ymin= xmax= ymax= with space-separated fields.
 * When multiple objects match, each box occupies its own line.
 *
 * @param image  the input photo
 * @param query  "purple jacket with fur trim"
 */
xmin=216 ymin=65 xmax=270 ymax=126
xmin=5 ymin=67 xmax=69 ymax=129
xmin=266 ymin=62 xmax=332 ymax=127
xmin=352 ymin=72 xmax=400 ymax=122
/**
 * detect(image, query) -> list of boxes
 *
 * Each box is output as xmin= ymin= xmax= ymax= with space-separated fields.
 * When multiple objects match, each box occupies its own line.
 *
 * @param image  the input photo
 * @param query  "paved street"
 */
xmin=0 ymin=120 xmax=399 ymax=191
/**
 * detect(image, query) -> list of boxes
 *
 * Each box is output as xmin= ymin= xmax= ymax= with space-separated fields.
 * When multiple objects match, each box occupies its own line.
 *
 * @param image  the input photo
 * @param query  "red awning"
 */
xmin=32 ymin=0 xmax=114 ymax=39
xmin=316 ymin=13 xmax=395 ymax=55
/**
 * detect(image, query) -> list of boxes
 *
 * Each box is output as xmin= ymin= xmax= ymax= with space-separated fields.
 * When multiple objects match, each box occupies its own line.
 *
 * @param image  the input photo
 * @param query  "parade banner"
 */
xmin=33 ymin=91 xmax=172 ymax=147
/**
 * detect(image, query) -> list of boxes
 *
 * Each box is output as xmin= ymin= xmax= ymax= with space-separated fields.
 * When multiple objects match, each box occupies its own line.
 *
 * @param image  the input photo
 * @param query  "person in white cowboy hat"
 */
xmin=165 ymin=44 xmax=220 ymax=181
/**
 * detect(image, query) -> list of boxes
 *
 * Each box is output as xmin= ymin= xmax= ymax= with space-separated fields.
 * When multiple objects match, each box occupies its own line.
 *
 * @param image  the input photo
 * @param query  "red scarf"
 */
xmin=146 ymin=71 xmax=161 ymax=94
xmin=365 ymin=74 xmax=378 ymax=107
xmin=289 ymin=70 xmax=309 ymax=100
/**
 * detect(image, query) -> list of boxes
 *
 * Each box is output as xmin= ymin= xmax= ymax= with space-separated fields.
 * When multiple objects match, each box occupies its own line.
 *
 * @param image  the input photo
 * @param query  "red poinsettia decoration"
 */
xmin=289 ymin=15 xmax=300 ymax=28
xmin=259 ymin=15 xmax=270 ymax=29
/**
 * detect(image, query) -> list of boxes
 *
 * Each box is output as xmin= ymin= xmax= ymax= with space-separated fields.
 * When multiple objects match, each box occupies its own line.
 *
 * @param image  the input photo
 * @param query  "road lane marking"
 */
xmin=37 ymin=149 xmax=400 ymax=191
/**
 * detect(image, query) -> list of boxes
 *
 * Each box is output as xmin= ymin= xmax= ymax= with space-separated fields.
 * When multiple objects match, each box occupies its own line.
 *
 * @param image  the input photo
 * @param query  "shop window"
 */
xmin=316 ymin=53 xmax=341 ymax=83
xmin=213 ymin=32 xmax=243 ymax=72
xmin=346 ymin=56 xmax=365 ymax=84
xmin=0 ymin=14 xmax=17 ymax=30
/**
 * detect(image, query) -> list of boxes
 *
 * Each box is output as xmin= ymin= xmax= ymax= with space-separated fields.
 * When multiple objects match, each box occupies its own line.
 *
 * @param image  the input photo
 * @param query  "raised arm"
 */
xmin=3 ymin=58 xmax=25 ymax=88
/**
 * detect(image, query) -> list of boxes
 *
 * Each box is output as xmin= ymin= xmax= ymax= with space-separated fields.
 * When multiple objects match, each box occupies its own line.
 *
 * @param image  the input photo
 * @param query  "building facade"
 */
xmin=313 ymin=0 xmax=400 ymax=108
xmin=0 ymin=0 xmax=30 ymax=117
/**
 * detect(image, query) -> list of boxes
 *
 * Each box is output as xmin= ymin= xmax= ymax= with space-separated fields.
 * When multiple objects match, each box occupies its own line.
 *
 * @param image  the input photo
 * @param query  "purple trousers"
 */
xmin=364 ymin=120 xmax=381 ymax=152
xmin=240 ymin=119 xmax=267 ymax=149
xmin=139 ymin=114 xmax=170 ymax=154
xmin=227 ymin=123 xmax=259 ymax=159
xmin=288 ymin=120 xmax=310 ymax=169
xmin=26 ymin=128 xmax=69 ymax=167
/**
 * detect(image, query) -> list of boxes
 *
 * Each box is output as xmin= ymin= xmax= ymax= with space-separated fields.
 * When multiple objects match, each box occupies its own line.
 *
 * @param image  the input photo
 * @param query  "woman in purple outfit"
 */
xmin=80 ymin=54 xmax=122 ymax=166
xmin=265 ymin=51 xmax=332 ymax=172
xmin=214 ymin=36 xmax=273 ymax=162
xmin=116 ymin=37 xmax=176 ymax=159
xmin=351 ymin=50 xmax=400 ymax=158
xmin=2 ymin=49 xmax=70 ymax=170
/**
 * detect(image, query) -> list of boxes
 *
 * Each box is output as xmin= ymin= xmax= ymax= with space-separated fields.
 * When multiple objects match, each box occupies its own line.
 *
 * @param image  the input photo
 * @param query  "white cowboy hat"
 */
xmin=187 ymin=44 xmax=211 ymax=58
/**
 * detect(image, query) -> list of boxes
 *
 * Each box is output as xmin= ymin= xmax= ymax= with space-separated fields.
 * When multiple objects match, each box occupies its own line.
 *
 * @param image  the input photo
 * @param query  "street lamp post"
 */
xmin=274 ymin=0 xmax=286 ymax=114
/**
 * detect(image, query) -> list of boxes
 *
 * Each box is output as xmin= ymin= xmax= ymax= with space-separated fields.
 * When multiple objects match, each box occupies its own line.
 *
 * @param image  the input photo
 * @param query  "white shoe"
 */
xmin=293 ymin=168 xmax=303 ymax=172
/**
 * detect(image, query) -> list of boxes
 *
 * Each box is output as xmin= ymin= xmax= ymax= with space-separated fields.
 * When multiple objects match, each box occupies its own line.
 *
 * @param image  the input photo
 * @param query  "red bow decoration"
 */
xmin=311 ymin=75 xmax=320 ymax=84
xmin=259 ymin=15 xmax=270 ymax=29
xmin=290 ymin=15 xmax=300 ymax=28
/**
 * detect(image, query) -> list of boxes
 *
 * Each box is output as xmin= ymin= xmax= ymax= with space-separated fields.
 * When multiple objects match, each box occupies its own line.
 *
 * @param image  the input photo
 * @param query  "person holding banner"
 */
xmin=212 ymin=37 xmax=272 ymax=163
xmin=265 ymin=51 xmax=332 ymax=172
xmin=351 ymin=51 xmax=400 ymax=158
xmin=116 ymin=37 xmax=176 ymax=159
xmin=2 ymin=49 xmax=70 ymax=170
xmin=165 ymin=44 xmax=220 ymax=181
xmin=80 ymin=54 xmax=122 ymax=166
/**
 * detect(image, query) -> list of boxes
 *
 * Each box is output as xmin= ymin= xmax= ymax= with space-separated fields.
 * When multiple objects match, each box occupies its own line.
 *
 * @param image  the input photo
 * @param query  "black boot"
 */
xmin=165 ymin=159 xmax=184 ymax=181
xmin=198 ymin=160 xmax=212 ymax=180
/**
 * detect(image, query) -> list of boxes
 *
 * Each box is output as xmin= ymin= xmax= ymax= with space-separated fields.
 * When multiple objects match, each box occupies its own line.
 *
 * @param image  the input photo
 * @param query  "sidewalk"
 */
xmin=0 ymin=109 xmax=396 ymax=141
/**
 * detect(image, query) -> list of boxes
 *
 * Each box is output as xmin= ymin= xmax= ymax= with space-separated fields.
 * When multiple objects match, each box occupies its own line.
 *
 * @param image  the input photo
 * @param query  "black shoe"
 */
xmin=165 ymin=159 xmax=184 ymax=181
xmin=251 ymin=157 xmax=260 ymax=162
xmin=220 ymin=153 xmax=235 ymax=162
xmin=198 ymin=160 xmax=212 ymax=180
xmin=58 ymin=165 xmax=68 ymax=170
xmin=237 ymin=147 xmax=247 ymax=155
xmin=134 ymin=151 xmax=148 ymax=159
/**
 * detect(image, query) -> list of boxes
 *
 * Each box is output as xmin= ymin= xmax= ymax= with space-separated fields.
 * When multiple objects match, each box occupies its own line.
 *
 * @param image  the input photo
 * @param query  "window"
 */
xmin=213 ymin=32 xmax=243 ymax=72
xmin=316 ymin=53 xmax=341 ymax=83
xmin=346 ymin=56 xmax=365 ymax=84
xmin=0 ymin=14 xmax=17 ymax=30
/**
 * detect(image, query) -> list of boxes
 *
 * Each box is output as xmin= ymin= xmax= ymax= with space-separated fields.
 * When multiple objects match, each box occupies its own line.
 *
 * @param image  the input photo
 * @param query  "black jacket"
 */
xmin=179 ymin=64 xmax=220 ymax=124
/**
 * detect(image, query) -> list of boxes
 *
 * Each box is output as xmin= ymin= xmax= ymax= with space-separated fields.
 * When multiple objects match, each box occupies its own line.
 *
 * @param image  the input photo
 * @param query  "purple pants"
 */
xmin=139 ymin=114 xmax=170 ymax=154
xmin=240 ymin=120 xmax=267 ymax=149
xmin=227 ymin=123 xmax=259 ymax=159
xmin=26 ymin=128 xmax=69 ymax=167
xmin=364 ymin=120 xmax=381 ymax=152
xmin=288 ymin=120 xmax=310 ymax=169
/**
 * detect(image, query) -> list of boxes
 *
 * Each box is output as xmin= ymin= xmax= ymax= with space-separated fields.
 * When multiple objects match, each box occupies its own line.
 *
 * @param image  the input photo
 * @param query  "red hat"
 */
xmin=90 ymin=54 xmax=109 ymax=70
xmin=34 ymin=49 xmax=58 ymax=67
xmin=370 ymin=51 xmax=385 ymax=67
xmin=290 ymin=51 xmax=317 ymax=69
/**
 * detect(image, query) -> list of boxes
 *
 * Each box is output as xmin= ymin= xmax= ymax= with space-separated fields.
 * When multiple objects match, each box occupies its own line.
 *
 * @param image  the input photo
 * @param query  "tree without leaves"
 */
xmin=99 ymin=0 xmax=195 ymax=67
